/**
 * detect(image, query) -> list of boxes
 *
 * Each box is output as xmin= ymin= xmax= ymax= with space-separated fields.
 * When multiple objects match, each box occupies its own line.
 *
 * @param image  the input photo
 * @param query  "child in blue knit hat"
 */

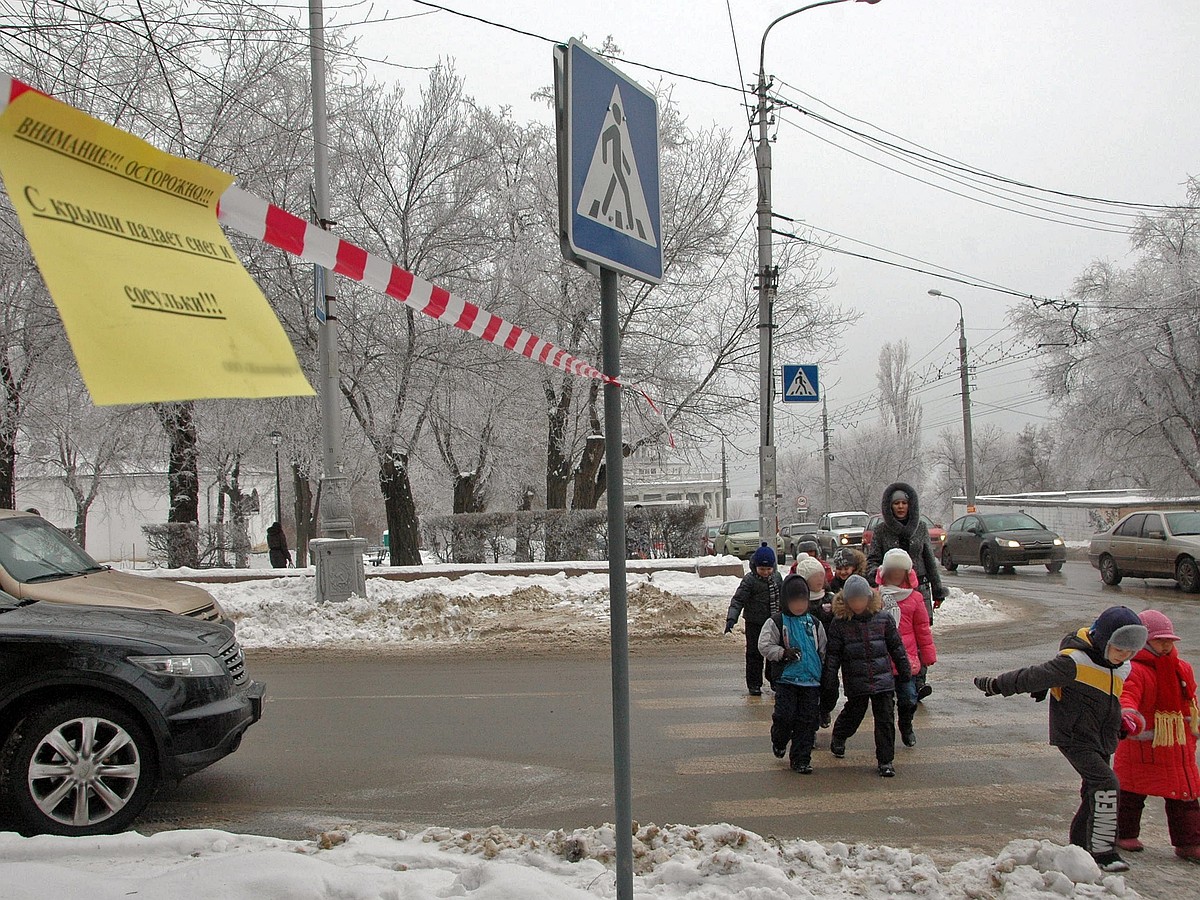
xmin=974 ymin=605 xmax=1149 ymax=873
xmin=725 ymin=543 xmax=782 ymax=696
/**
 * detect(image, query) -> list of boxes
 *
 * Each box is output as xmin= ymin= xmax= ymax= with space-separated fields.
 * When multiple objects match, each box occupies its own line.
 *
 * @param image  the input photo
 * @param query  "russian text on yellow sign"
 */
xmin=0 ymin=89 xmax=312 ymax=405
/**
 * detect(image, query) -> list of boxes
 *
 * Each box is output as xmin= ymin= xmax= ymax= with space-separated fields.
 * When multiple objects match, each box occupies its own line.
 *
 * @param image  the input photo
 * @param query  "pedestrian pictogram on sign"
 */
xmin=782 ymin=364 xmax=820 ymax=403
xmin=576 ymin=86 xmax=657 ymax=248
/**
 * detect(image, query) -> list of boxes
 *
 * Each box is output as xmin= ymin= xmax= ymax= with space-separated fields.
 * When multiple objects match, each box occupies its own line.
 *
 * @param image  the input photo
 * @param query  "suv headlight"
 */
xmin=130 ymin=654 xmax=224 ymax=677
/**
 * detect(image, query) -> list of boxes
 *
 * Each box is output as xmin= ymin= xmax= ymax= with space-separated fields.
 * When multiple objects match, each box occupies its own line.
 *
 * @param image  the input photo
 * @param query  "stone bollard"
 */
xmin=311 ymin=537 xmax=367 ymax=603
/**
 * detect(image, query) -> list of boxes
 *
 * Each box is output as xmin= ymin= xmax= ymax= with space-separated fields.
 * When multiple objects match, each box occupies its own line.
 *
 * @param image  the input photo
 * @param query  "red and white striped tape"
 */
xmin=215 ymin=185 xmax=607 ymax=382
xmin=0 ymin=74 xmax=673 ymax=444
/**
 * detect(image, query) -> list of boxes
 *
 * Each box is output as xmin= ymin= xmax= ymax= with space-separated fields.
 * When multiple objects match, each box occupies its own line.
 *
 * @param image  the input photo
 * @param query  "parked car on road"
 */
xmin=941 ymin=512 xmax=1066 ymax=575
xmin=777 ymin=522 xmax=818 ymax=561
xmin=1088 ymin=509 xmax=1200 ymax=593
xmin=716 ymin=519 xmax=762 ymax=560
xmin=816 ymin=511 xmax=869 ymax=558
xmin=0 ymin=594 xmax=264 ymax=836
xmin=863 ymin=514 xmax=946 ymax=551
xmin=0 ymin=510 xmax=231 ymax=629
xmin=701 ymin=523 xmax=720 ymax=556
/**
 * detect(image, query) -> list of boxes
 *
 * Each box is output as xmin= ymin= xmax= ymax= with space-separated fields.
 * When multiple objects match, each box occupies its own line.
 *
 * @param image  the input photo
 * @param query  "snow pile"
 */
xmin=197 ymin=571 xmax=1007 ymax=649
xmin=0 ymin=825 xmax=1136 ymax=899
xmin=203 ymin=571 xmax=741 ymax=650
xmin=933 ymin=586 xmax=1007 ymax=631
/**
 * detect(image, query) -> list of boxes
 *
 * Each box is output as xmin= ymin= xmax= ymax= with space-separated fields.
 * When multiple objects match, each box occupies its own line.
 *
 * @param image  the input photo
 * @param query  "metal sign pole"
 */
xmin=556 ymin=42 xmax=657 ymax=898
xmin=601 ymin=265 xmax=634 ymax=899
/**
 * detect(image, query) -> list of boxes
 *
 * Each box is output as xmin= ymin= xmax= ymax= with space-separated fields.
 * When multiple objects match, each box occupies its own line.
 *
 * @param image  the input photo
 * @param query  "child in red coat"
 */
xmin=1115 ymin=609 xmax=1200 ymax=863
xmin=876 ymin=549 xmax=936 ymax=747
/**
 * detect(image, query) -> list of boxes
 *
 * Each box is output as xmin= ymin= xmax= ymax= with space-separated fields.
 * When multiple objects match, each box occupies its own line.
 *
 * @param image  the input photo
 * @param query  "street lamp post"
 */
xmin=755 ymin=0 xmax=877 ymax=551
xmin=268 ymin=430 xmax=283 ymax=523
xmin=928 ymin=289 xmax=976 ymax=510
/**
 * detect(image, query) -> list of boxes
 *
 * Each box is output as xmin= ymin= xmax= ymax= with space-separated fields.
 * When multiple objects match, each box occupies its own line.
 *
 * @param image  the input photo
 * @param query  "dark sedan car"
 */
xmin=941 ymin=512 xmax=1066 ymax=575
xmin=0 ymin=594 xmax=264 ymax=836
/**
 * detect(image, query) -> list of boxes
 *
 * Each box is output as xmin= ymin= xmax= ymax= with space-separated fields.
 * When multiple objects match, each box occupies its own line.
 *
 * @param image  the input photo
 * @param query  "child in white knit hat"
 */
xmin=794 ymin=555 xmax=834 ymax=627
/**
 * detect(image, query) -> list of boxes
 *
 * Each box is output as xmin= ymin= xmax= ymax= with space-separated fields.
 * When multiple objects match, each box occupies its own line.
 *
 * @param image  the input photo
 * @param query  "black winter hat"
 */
xmin=1090 ymin=606 xmax=1147 ymax=654
xmin=781 ymin=573 xmax=809 ymax=604
xmin=832 ymin=548 xmax=855 ymax=568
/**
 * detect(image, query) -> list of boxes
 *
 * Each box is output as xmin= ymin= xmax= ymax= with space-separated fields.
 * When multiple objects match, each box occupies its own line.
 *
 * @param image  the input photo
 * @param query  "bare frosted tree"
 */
xmin=333 ymin=68 xmax=503 ymax=564
xmin=877 ymin=340 xmax=923 ymax=441
xmin=23 ymin=349 xmax=146 ymax=548
xmin=1011 ymin=177 xmax=1200 ymax=492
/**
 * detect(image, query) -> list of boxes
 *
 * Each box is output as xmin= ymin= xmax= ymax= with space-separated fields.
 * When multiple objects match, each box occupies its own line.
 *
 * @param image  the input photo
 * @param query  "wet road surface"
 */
xmin=142 ymin=561 xmax=1200 ymax=893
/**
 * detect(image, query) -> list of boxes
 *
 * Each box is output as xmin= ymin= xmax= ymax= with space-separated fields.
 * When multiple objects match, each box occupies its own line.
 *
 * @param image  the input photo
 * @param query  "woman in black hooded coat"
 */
xmin=865 ymin=481 xmax=946 ymax=620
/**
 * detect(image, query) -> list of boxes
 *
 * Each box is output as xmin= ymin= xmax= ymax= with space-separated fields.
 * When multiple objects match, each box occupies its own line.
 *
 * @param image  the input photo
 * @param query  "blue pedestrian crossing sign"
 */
xmin=782 ymin=365 xmax=820 ymax=403
xmin=555 ymin=39 xmax=662 ymax=284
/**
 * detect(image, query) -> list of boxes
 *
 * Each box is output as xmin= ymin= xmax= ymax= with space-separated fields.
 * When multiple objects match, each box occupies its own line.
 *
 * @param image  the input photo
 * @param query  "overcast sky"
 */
xmin=347 ymin=0 xmax=1198 ymax=495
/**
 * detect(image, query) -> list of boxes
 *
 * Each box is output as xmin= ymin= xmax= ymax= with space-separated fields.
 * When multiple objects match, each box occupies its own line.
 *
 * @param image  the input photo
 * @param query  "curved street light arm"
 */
xmin=758 ymin=0 xmax=852 ymax=83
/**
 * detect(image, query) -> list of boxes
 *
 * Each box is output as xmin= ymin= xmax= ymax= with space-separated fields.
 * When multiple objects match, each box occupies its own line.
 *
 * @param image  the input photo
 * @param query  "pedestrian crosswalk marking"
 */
xmin=675 ymin=741 xmax=1055 ymax=775
xmin=576 ymin=85 xmax=658 ymax=248
xmin=712 ymin=781 xmax=1065 ymax=819
xmin=785 ymin=367 xmax=818 ymax=398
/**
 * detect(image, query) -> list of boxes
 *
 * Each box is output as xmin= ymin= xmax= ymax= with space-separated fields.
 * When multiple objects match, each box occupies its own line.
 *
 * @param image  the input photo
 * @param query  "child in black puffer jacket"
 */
xmin=821 ymin=574 xmax=911 ymax=777
xmin=725 ymin=543 xmax=783 ymax=696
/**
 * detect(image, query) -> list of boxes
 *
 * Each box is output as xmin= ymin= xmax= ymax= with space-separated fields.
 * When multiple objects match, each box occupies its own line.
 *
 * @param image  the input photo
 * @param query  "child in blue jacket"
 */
xmin=759 ymin=573 xmax=827 ymax=773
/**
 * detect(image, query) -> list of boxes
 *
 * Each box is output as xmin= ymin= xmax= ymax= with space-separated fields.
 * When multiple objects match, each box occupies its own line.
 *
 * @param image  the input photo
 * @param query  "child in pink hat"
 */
xmin=1115 ymin=609 xmax=1200 ymax=863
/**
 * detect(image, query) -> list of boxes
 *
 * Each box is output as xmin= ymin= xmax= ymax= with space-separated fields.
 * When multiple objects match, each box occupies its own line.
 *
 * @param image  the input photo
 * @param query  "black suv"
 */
xmin=0 ymin=593 xmax=264 ymax=836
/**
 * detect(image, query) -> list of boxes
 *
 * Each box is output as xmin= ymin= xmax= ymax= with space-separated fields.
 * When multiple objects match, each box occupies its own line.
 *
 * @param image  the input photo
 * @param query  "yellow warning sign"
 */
xmin=0 ymin=88 xmax=312 ymax=405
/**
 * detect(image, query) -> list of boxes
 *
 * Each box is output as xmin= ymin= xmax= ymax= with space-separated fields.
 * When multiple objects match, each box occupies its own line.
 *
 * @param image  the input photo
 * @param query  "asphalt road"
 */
xmin=141 ymin=560 xmax=1200 ymax=892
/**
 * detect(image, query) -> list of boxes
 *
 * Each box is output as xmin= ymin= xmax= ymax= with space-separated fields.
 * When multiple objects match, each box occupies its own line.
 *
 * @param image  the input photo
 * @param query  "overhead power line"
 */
xmin=770 ymin=76 xmax=1188 ymax=213
xmin=773 ymin=109 xmax=1131 ymax=235
xmin=409 ymin=0 xmax=745 ymax=93
xmin=770 ymin=226 xmax=1054 ymax=304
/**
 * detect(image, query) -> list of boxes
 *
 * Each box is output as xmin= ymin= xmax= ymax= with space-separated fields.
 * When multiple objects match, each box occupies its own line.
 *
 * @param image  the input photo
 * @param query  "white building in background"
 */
xmin=624 ymin=447 xmax=724 ymax=521
xmin=16 ymin=471 xmax=277 ymax=564
xmin=952 ymin=488 xmax=1200 ymax=542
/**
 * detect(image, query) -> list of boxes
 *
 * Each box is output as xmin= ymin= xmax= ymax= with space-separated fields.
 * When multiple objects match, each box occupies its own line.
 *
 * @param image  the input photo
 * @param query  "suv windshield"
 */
xmin=727 ymin=520 xmax=757 ymax=534
xmin=0 ymin=517 xmax=102 ymax=583
xmin=830 ymin=515 xmax=867 ymax=529
xmin=981 ymin=513 xmax=1045 ymax=532
xmin=1166 ymin=512 xmax=1200 ymax=536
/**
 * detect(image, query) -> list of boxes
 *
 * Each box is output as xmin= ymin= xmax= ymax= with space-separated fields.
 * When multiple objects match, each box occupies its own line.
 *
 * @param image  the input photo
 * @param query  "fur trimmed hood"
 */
xmin=880 ymin=481 xmax=921 ymax=535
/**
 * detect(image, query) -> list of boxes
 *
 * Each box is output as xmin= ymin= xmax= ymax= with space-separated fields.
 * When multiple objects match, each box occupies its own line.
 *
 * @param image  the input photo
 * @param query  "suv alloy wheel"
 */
xmin=1 ymin=699 xmax=158 ymax=836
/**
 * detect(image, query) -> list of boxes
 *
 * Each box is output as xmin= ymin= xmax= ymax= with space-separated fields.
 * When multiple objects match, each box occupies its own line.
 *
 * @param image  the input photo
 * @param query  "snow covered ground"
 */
xmin=185 ymin=565 xmax=1005 ymax=650
xmin=0 ymin=823 xmax=1137 ymax=899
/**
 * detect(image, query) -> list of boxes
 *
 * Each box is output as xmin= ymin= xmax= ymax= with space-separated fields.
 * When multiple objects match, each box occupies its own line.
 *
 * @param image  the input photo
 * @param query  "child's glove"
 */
xmin=1120 ymin=711 xmax=1144 ymax=738
xmin=781 ymin=647 xmax=801 ymax=662
xmin=723 ymin=618 xmax=736 ymax=634
xmin=973 ymin=676 xmax=999 ymax=696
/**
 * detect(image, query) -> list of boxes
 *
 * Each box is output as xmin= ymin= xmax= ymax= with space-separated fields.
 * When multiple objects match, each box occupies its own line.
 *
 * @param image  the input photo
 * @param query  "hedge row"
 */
xmin=421 ymin=505 xmax=708 ymax=564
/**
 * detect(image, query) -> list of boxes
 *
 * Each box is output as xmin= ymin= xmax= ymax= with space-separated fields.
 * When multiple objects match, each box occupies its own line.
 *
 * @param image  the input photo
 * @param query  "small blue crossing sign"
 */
xmin=782 ymin=365 xmax=820 ymax=403
xmin=556 ymin=39 xmax=662 ymax=284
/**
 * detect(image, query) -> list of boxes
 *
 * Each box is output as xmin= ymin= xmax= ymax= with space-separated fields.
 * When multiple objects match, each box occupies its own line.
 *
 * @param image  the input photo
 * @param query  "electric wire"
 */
xmin=771 ymin=227 xmax=1053 ymax=303
xmin=771 ymin=74 xmax=1188 ymax=213
xmin=774 ymin=109 xmax=1131 ymax=235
